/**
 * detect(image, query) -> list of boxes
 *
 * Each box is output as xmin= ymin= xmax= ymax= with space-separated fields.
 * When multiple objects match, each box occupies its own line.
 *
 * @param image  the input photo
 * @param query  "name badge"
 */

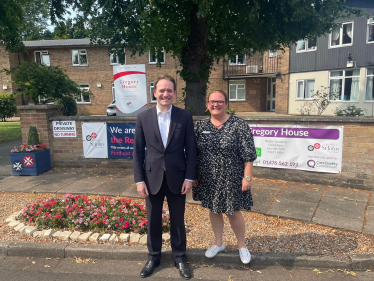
xmin=202 ymin=131 xmax=211 ymax=134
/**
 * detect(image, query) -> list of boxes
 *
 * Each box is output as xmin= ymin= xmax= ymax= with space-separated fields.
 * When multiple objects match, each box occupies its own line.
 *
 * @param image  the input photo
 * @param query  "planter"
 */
xmin=10 ymin=149 xmax=51 ymax=176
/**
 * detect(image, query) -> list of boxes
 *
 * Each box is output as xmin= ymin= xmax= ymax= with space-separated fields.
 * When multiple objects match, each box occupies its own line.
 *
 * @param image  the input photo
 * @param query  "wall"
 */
xmin=17 ymin=105 xmax=374 ymax=190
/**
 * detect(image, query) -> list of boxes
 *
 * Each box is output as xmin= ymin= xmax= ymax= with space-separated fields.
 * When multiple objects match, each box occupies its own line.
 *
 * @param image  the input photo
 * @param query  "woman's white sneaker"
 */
xmin=205 ymin=244 xmax=225 ymax=258
xmin=239 ymin=248 xmax=251 ymax=264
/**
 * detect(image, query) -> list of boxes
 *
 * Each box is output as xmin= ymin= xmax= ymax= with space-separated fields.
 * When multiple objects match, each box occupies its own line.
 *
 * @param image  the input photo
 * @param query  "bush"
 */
xmin=27 ymin=126 xmax=40 ymax=145
xmin=56 ymin=95 xmax=77 ymax=116
xmin=334 ymin=104 xmax=365 ymax=117
xmin=0 ymin=93 xmax=17 ymax=121
xmin=226 ymin=108 xmax=235 ymax=115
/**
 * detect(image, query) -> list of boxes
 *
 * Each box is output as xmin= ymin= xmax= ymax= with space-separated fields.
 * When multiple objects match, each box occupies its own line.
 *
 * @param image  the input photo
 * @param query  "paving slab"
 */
xmin=0 ymin=241 xmax=11 ymax=256
xmin=254 ymin=179 xmax=284 ymax=191
xmin=31 ymin=175 xmax=84 ymax=193
xmin=58 ymin=177 xmax=110 ymax=194
xmin=323 ymin=186 xmax=369 ymax=202
xmin=363 ymin=208 xmax=374 ymax=235
xmin=0 ymin=176 xmax=46 ymax=192
xmin=316 ymin=196 xmax=366 ymax=219
xmin=94 ymin=177 xmax=132 ymax=196
xmin=251 ymin=187 xmax=277 ymax=214
xmin=266 ymin=197 xmax=318 ymax=221
xmin=121 ymin=185 xmax=143 ymax=199
xmin=312 ymin=209 xmax=363 ymax=232
xmin=276 ymin=185 xmax=324 ymax=203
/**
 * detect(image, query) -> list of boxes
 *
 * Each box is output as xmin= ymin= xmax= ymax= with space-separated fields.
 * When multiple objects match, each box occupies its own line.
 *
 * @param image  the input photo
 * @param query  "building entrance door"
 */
xmin=267 ymin=77 xmax=276 ymax=111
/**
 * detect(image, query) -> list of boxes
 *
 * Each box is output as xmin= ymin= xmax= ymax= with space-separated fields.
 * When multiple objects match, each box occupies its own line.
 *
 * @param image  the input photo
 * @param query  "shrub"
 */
xmin=27 ymin=126 xmax=40 ymax=145
xmin=20 ymin=194 xmax=171 ymax=234
xmin=334 ymin=104 xmax=366 ymax=117
xmin=226 ymin=108 xmax=235 ymax=115
xmin=297 ymin=102 xmax=314 ymax=116
xmin=56 ymin=95 xmax=77 ymax=116
xmin=0 ymin=93 xmax=17 ymax=121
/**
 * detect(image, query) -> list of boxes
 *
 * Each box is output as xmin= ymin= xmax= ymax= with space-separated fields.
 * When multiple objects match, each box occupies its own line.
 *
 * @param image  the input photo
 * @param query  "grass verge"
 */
xmin=0 ymin=122 xmax=21 ymax=143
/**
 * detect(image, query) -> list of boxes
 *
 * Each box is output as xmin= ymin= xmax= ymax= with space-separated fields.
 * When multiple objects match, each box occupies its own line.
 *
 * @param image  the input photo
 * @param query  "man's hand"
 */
xmin=181 ymin=180 xmax=193 ymax=194
xmin=242 ymin=178 xmax=252 ymax=192
xmin=137 ymin=182 xmax=149 ymax=197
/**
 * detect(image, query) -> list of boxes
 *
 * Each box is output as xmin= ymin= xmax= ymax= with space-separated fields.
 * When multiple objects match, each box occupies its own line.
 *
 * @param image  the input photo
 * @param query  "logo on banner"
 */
xmin=23 ymin=155 xmax=34 ymax=167
xmin=307 ymin=160 xmax=316 ymax=168
xmin=255 ymin=147 xmax=262 ymax=157
xmin=307 ymin=145 xmax=314 ymax=151
xmin=314 ymin=143 xmax=321 ymax=149
xmin=126 ymin=102 xmax=135 ymax=109
xmin=321 ymin=143 xmax=340 ymax=153
xmin=86 ymin=132 xmax=98 ymax=141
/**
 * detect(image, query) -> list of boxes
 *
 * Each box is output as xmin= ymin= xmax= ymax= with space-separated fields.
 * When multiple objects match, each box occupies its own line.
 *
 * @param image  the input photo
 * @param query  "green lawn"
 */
xmin=0 ymin=122 xmax=22 ymax=143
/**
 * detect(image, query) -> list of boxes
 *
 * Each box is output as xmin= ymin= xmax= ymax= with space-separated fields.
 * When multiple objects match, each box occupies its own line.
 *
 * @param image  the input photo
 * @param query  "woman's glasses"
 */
xmin=208 ymin=100 xmax=225 ymax=105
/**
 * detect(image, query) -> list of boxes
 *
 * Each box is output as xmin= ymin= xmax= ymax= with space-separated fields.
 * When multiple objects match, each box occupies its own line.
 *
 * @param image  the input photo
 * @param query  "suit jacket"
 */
xmin=133 ymin=106 xmax=197 ymax=195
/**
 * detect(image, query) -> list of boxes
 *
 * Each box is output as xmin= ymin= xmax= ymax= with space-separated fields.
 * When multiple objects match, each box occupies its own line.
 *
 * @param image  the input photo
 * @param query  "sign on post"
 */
xmin=52 ymin=121 xmax=76 ymax=137
xmin=113 ymin=64 xmax=148 ymax=116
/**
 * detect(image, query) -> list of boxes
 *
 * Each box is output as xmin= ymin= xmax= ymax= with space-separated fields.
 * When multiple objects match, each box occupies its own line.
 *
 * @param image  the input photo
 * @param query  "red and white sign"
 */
xmin=113 ymin=64 xmax=148 ymax=114
xmin=53 ymin=121 xmax=77 ymax=138
xmin=23 ymin=155 xmax=34 ymax=167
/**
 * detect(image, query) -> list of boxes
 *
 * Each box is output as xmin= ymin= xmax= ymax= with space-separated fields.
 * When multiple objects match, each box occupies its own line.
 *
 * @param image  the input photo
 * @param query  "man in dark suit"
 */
xmin=133 ymin=75 xmax=197 ymax=279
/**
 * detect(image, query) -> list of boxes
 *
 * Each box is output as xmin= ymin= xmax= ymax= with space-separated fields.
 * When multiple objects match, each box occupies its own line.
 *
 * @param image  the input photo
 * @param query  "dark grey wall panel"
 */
xmin=290 ymin=0 xmax=374 ymax=73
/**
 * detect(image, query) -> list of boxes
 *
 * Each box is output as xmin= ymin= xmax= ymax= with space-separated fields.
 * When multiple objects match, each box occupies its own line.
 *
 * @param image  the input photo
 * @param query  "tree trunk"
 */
xmin=181 ymin=4 xmax=213 ymax=116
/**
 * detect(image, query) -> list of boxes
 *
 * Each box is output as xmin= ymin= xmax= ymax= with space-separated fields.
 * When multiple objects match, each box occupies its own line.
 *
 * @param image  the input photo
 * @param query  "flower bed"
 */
xmin=11 ymin=144 xmax=47 ymax=153
xmin=19 ymin=194 xmax=170 ymax=234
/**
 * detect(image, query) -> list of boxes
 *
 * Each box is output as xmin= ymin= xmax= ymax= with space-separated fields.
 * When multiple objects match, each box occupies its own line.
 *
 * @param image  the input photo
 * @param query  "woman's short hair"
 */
xmin=207 ymin=90 xmax=228 ymax=103
xmin=154 ymin=75 xmax=176 ymax=91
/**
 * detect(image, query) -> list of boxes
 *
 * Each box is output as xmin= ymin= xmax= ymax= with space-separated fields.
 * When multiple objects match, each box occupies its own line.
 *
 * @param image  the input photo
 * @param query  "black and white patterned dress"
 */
xmin=193 ymin=115 xmax=257 ymax=215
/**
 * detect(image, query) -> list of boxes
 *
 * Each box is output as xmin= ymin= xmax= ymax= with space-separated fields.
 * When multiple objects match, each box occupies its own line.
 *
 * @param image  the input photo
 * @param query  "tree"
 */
xmin=4 ymin=61 xmax=88 ymax=109
xmin=0 ymin=93 xmax=17 ymax=121
xmin=54 ymin=18 xmax=91 ymax=39
xmin=0 ymin=0 xmax=27 ymax=51
xmin=21 ymin=0 xmax=50 ymax=41
xmin=50 ymin=0 xmax=361 ymax=115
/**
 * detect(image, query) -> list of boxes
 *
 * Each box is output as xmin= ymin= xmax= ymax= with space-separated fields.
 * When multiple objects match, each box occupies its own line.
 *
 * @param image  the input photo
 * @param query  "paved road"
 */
xmin=0 ymin=139 xmax=22 ymax=180
xmin=0 ymin=256 xmax=372 ymax=281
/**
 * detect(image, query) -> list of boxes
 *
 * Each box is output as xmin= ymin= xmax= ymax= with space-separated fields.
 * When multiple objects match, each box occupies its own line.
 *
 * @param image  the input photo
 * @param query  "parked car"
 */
xmin=107 ymin=100 xmax=117 ymax=116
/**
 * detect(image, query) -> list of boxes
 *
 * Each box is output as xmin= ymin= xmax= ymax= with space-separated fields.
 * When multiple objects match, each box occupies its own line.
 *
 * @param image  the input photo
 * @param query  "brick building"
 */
xmin=1 ymin=39 xmax=290 ymax=114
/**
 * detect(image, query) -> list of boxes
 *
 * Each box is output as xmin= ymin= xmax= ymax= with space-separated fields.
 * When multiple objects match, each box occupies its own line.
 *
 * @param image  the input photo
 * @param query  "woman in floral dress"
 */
xmin=193 ymin=90 xmax=257 ymax=264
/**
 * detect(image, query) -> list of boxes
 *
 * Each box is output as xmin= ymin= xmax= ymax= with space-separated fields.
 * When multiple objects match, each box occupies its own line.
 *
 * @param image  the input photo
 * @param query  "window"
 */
xmin=110 ymin=49 xmax=126 ymax=65
xmin=296 ymin=38 xmax=317 ymax=52
xmin=269 ymin=50 xmax=277 ymax=58
xmin=111 ymin=82 xmax=116 ymax=101
xmin=229 ymin=80 xmax=246 ymax=101
xmin=72 ymin=49 xmax=88 ymax=66
xmin=367 ymin=18 xmax=374 ymax=43
xmin=329 ymin=69 xmax=359 ymax=101
xmin=149 ymin=48 xmax=165 ymax=64
xmin=34 ymin=51 xmax=50 ymax=66
xmin=150 ymin=82 xmax=156 ymax=103
xmin=296 ymin=79 xmax=315 ymax=99
xmin=330 ymin=22 xmax=353 ymax=47
xmin=76 ymin=84 xmax=91 ymax=103
xmin=365 ymin=68 xmax=374 ymax=101
xmin=229 ymin=55 xmax=246 ymax=65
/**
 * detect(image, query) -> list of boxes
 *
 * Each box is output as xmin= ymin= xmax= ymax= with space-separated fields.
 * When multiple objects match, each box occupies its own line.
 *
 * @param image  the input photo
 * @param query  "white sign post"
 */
xmin=113 ymin=64 xmax=148 ymax=116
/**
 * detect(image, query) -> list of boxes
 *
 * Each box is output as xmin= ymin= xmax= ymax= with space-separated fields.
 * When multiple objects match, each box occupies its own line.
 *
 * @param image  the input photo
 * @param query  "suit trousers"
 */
xmin=145 ymin=173 xmax=187 ymax=263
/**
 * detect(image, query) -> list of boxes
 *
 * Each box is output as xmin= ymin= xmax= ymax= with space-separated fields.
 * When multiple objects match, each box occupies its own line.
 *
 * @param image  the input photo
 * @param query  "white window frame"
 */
xmin=365 ymin=68 xmax=374 ymax=102
xmin=34 ymin=50 xmax=50 ymax=66
xmin=76 ymin=84 xmax=91 ymax=104
xmin=229 ymin=80 xmax=246 ymax=101
xmin=229 ymin=54 xmax=246 ymax=65
xmin=150 ymin=82 xmax=156 ymax=103
xmin=72 ymin=49 xmax=88 ymax=66
xmin=329 ymin=69 xmax=360 ymax=102
xmin=269 ymin=50 xmax=277 ymax=58
xmin=37 ymin=95 xmax=54 ymax=104
xmin=149 ymin=48 xmax=165 ymax=64
xmin=296 ymin=38 xmax=317 ymax=53
xmin=367 ymin=18 xmax=374 ymax=44
xmin=329 ymin=22 xmax=354 ymax=48
xmin=110 ymin=48 xmax=126 ymax=65
xmin=111 ymin=82 xmax=116 ymax=101
xmin=296 ymin=79 xmax=315 ymax=100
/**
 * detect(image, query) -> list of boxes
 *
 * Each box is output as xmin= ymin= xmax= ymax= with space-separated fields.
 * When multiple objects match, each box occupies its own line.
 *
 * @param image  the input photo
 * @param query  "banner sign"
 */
xmin=113 ymin=64 xmax=148 ymax=114
xmin=52 ymin=121 xmax=76 ymax=137
xmin=250 ymin=125 xmax=343 ymax=173
xmin=107 ymin=123 xmax=136 ymax=159
xmin=82 ymin=122 xmax=108 ymax=158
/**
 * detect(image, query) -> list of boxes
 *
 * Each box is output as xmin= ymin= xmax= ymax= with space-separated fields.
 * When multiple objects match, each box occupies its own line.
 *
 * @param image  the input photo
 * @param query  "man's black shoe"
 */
xmin=175 ymin=262 xmax=192 ymax=280
xmin=140 ymin=260 xmax=160 ymax=278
